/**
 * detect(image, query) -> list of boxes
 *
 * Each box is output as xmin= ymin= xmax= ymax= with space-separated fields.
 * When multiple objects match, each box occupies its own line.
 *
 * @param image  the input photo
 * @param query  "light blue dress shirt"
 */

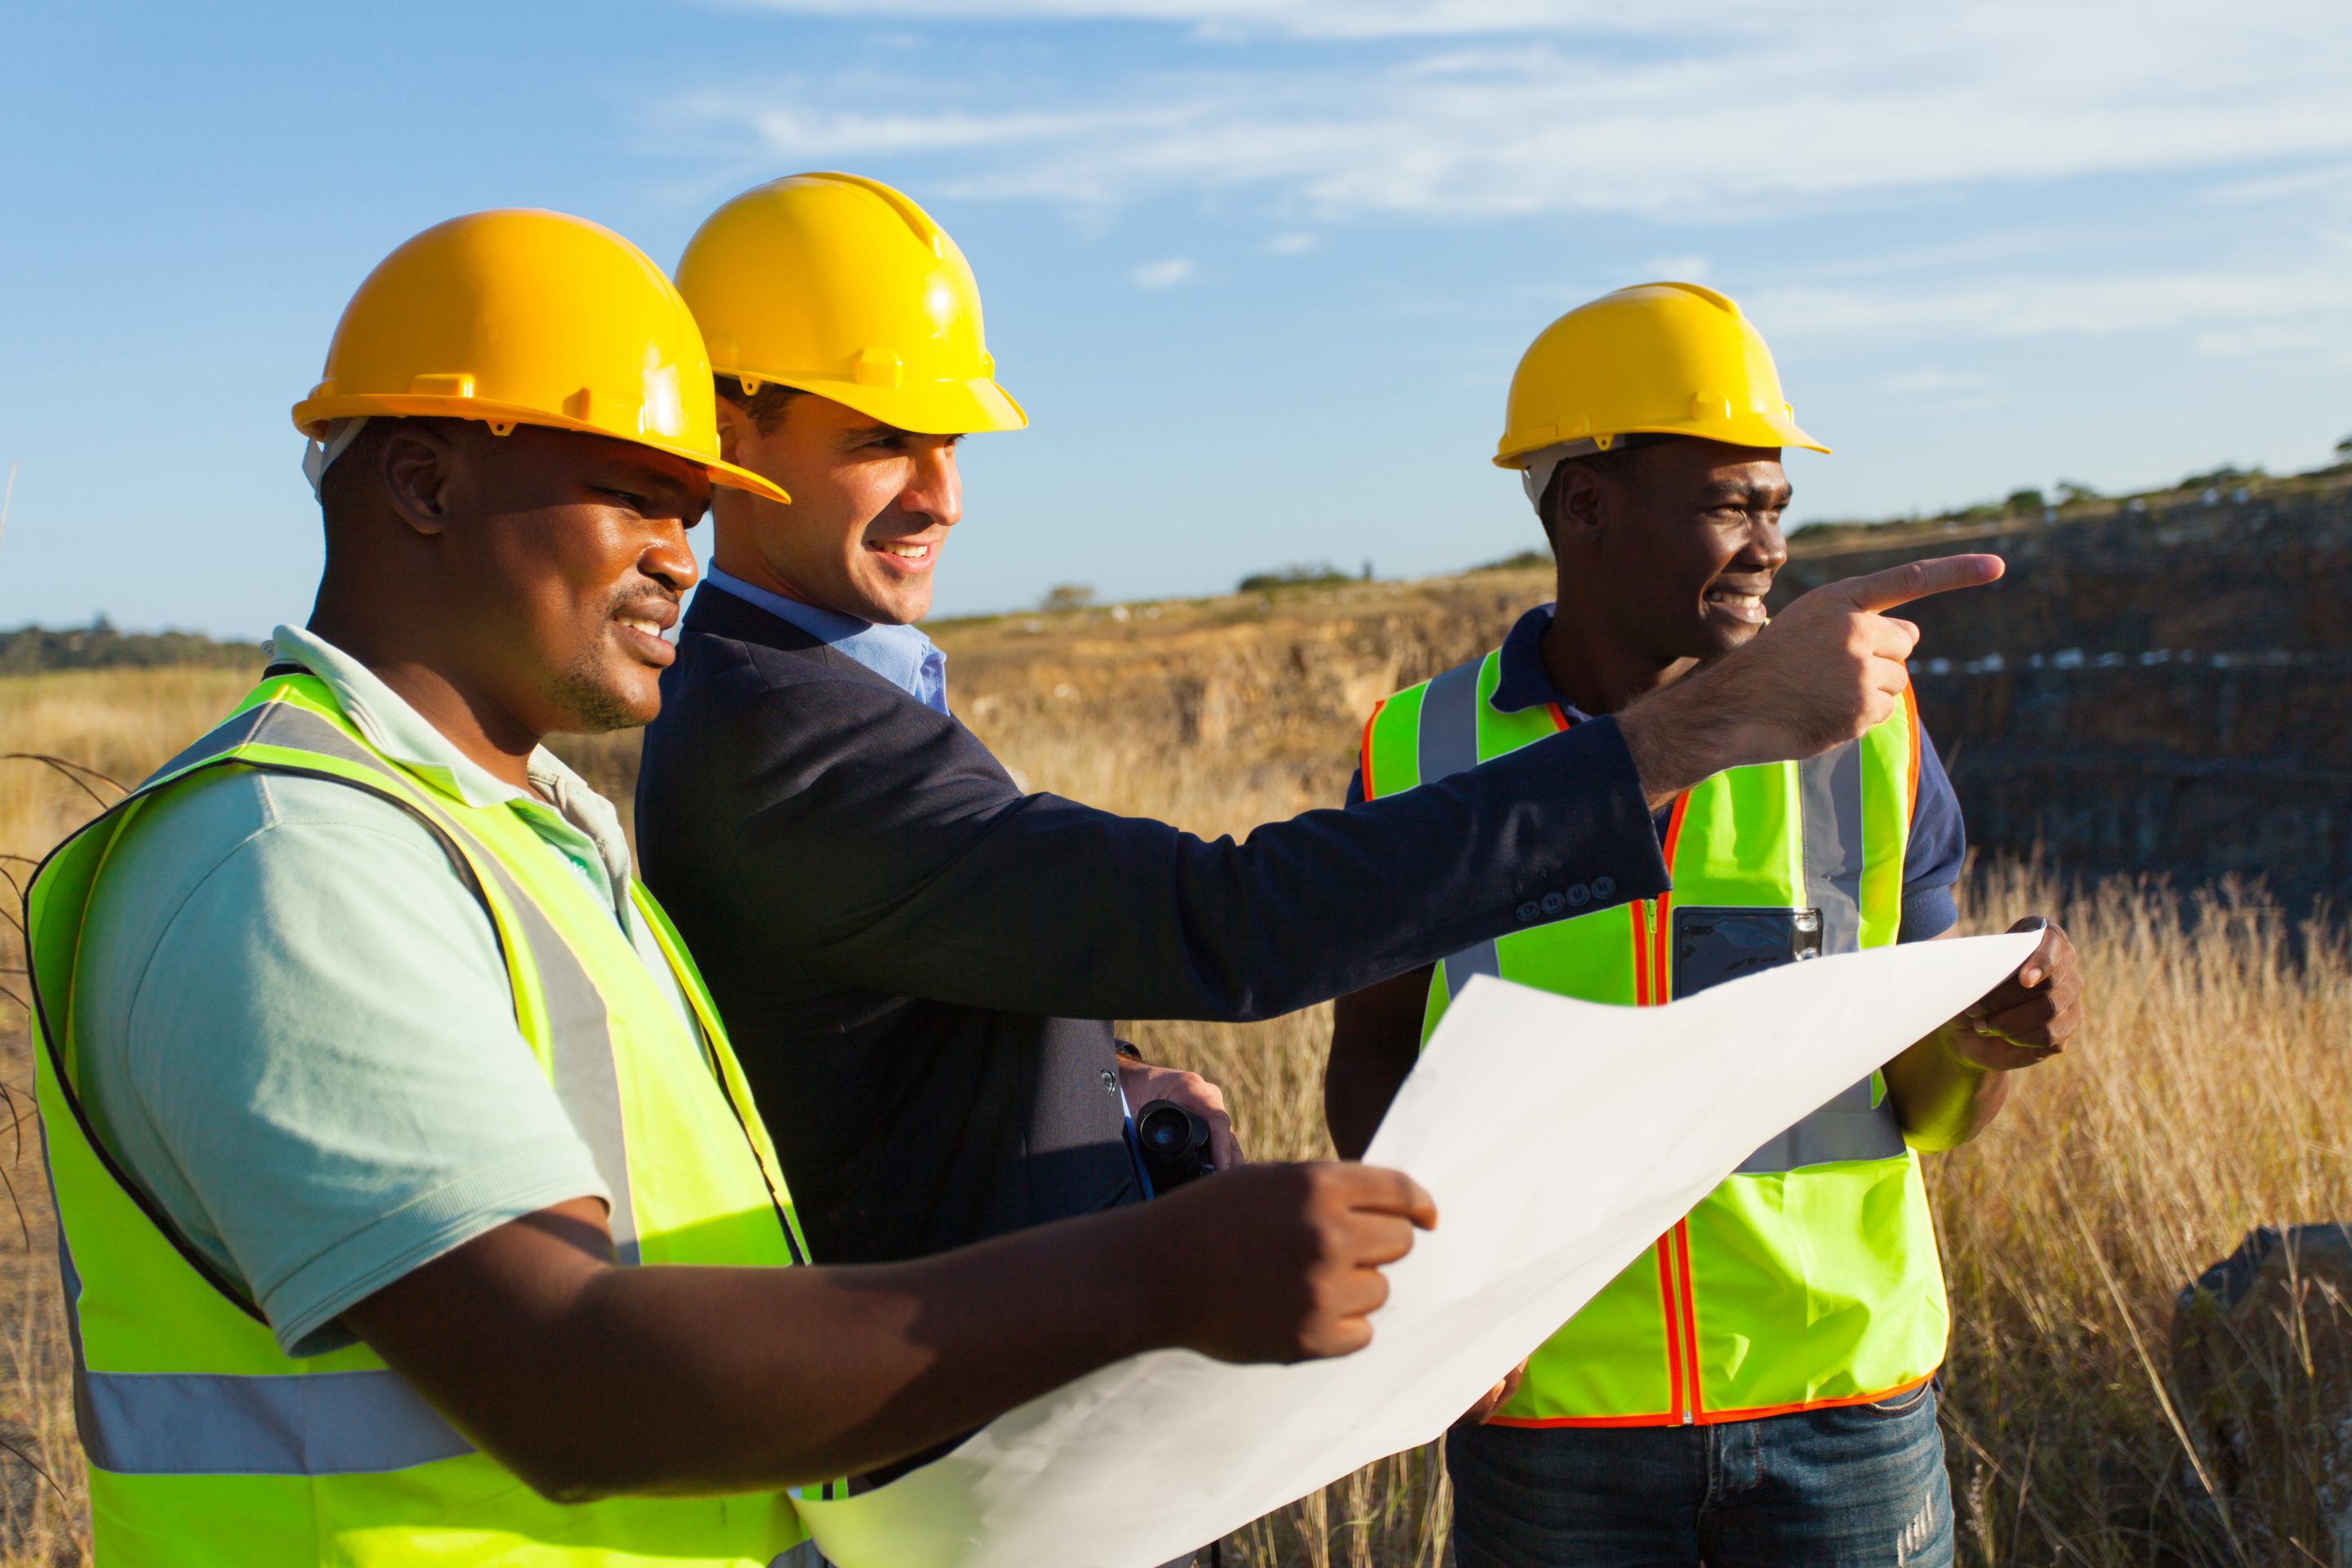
xmin=702 ymin=565 xmax=950 ymax=714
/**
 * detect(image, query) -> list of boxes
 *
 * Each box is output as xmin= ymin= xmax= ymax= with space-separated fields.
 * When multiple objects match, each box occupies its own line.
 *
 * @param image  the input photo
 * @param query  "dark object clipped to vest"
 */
xmin=2171 ymin=1224 xmax=2352 ymax=1556
xmin=1136 ymin=1099 xmax=1217 ymax=1194
xmin=1669 ymin=906 xmax=1824 ymax=997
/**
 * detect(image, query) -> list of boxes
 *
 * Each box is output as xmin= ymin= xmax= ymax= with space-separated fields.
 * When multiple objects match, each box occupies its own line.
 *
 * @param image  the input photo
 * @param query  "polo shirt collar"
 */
xmin=265 ymin=623 xmax=635 ymax=889
xmin=702 ymin=565 xmax=950 ymax=715
xmin=1490 ymin=602 xmax=1597 ymax=724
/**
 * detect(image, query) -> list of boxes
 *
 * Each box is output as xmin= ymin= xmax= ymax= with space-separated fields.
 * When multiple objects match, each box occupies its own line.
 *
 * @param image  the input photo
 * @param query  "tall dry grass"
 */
xmin=0 ymin=608 xmax=2346 ymax=1565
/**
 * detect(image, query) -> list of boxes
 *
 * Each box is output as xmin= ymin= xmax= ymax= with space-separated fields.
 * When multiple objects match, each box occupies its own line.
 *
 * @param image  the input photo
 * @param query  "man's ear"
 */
xmin=1552 ymin=462 xmax=1609 ymax=547
xmin=380 ymin=424 xmax=464 ymax=537
xmin=713 ymin=398 xmax=750 ymax=464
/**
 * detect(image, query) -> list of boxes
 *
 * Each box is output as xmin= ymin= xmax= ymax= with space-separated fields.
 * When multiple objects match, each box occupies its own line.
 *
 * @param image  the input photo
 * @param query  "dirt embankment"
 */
xmin=929 ymin=470 xmax=2352 ymax=908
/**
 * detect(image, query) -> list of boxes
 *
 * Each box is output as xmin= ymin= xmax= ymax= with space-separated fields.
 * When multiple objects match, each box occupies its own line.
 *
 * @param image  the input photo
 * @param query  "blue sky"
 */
xmin=3 ymin=0 xmax=2350 ymax=638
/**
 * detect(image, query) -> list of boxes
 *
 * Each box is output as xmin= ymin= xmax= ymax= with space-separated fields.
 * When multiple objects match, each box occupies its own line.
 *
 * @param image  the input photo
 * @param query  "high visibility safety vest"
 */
xmin=26 ymin=672 xmax=819 ymax=1566
xmin=1361 ymin=648 xmax=1948 ymax=1426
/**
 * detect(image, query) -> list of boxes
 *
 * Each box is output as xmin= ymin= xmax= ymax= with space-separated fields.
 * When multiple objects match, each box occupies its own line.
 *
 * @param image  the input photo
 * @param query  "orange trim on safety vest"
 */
xmin=1628 ymin=901 xmax=1651 ymax=1007
xmin=1904 ymin=690 xmax=1922 ymax=827
xmin=1359 ymin=697 xmax=1386 ymax=801
xmin=1655 ymin=1241 xmax=1683 ymax=1418
xmin=1486 ymin=1371 xmax=1938 ymax=1430
xmin=1545 ymin=702 xmax=1572 ymax=733
xmin=1671 ymin=1220 xmax=1704 ymax=1419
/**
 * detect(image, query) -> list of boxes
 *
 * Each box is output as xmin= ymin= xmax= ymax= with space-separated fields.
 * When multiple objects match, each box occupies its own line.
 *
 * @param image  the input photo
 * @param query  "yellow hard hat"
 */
xmin=676 ymin=172 xmax=1027 ymax=436
xmin=1494 ymin=281 xmax=1827 ymax=469
xmin=292 ymin=209 xmax=790 ymax=504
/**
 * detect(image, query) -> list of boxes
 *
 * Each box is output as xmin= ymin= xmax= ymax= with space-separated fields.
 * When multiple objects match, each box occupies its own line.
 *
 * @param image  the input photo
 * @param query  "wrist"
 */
xmin=1620 ymin=688 xmax=1747 ymax=804
xmin=1935 ymin=1018 xmax=2000 ymax=1076
xmin=1097 ymin=1190 xmax=1197 ymax=1353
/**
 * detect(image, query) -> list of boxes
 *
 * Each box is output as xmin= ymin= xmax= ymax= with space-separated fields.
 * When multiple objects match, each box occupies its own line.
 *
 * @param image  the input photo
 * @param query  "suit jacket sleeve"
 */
xmin=706 ymin=660 xmax=1668 ymax=1023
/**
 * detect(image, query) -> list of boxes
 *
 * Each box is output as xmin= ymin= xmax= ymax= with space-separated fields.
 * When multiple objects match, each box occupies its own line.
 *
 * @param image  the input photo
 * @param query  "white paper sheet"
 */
xmin=799 ymin=929 xmax=2039 ymax=1568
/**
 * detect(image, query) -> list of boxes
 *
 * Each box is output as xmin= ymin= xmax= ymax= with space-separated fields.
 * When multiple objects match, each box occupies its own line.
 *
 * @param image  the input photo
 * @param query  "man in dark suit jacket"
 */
xmin=639 ymin=172 xmax=1993 ymax=1273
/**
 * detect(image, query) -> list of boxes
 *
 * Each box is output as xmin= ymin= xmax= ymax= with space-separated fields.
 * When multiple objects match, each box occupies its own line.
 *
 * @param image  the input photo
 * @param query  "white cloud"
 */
xmin=1646 ymin=254 xmax=1708 ymax=283
xmin=688 ymin=2 xmax=2352 ymax=222
xmin=1132 ymin=255 xmax=1196 ymax=287
xmin=1266 ymin=229 xmax=1318 ymax=254
xmin=1754 ymin=265 xmax=2352 ymax=345
xmin=733 ymin=0 xmax=1662 ymax=40
xmin=1879 ymin=368 xmax=1987 ymax=394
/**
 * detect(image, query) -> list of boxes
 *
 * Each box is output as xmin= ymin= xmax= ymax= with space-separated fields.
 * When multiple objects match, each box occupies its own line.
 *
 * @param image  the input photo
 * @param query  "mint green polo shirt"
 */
xmin=71 ymin=625 xmax=694 ymax=1356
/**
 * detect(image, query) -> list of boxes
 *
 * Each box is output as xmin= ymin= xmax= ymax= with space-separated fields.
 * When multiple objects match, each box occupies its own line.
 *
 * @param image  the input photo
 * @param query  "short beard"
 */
xmin=550 ymin=589 xmax=670 ymax=734
xmin=548 ymin=662 xmax=643 ymax=735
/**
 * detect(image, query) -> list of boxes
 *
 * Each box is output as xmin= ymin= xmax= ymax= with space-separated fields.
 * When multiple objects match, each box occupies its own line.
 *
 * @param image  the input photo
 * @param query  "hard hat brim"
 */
xmin=1494 ymin=405 xmax=1829 ymax=469
xmin=290 ymin=394 xmax=792 ymax=506
xmin=732 ymin=371 xmax=1030 ymax=437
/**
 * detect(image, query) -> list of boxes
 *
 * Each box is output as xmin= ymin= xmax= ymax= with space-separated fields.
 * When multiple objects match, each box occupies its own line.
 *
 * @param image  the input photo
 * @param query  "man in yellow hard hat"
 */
xmin=1325 ymin=282 xmax=2087 ymax=1567
xmin=24 ymin=205 xmax=1454 ymax=1566
xmin=638 ymin=177 xmax=2008 ymax=1360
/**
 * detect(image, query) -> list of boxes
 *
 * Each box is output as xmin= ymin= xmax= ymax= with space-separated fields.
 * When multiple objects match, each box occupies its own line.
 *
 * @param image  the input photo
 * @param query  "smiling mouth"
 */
xmin=1704 ymin=586 xmax=1770 ymax=624
xmin=615 ymin=612 xmax=666 ymax=637
xmin=870 ymin=539 xmax=937 ymax=568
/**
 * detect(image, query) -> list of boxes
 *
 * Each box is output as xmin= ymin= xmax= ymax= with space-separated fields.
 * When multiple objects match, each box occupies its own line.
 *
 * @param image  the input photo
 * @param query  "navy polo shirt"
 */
xmin=1349 ymin=604 xmax=1965 ymax=941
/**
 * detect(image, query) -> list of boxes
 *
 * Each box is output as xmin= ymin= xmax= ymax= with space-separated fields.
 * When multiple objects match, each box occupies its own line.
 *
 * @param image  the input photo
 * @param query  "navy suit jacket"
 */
xmin=637 ymin=586 xmax=1668 ymax=1267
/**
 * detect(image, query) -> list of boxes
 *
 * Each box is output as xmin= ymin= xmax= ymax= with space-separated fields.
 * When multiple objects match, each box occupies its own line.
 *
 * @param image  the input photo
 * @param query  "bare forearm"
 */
xmin=1883 ymin=1024 xmax=2014 ymax=1152
xmin=560 ymin=1218 xmax=1166 ymax=1494
xmin=356 ymin=1199 xmax=1169 ymax=1500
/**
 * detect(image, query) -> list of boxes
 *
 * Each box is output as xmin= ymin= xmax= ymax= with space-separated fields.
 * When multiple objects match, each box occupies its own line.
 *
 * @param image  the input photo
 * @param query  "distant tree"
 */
xmin=2003 ymin=488 xmax=2047 ymax=514
xmin=0 ymin=619 xmax=261 ymax=674
xmin=1471 ymin=549 xmax=1553 ymax=574
xmin=1236 ymin=562 xmax=1352 ymax=594
xmin=2177 ymin=463 xmax=2261 ymax=490
xmin=2335 ymin=434 xmax=2352 ymax=461
xmin=2055 ymin=479 xmax=2101 ymax=504
xmin=1039 ymin=583 xmax=1095 ymax=612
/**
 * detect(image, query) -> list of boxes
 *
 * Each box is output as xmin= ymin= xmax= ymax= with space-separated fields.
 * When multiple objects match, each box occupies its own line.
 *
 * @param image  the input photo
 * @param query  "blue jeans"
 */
xmin=1446 ymin=1382 xmax=1953 ymax=1568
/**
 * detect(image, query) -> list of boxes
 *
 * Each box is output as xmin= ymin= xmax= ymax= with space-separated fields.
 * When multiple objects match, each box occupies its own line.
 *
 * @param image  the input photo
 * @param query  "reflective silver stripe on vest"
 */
xmin=1416 ymin=658 xmax=1501 ymax=1000
xmin=1415 ymin=657 xmax=1486 ymax=795
xmin=225 ymin=701 xmax=640 ymax=1261
xmin=50 ymin=1119 xmax=467 ymax=1477
xmin=79 ymin=1367 xmax=474 ymax=1477
xmin=1442 ymin=938 xmax=1501 ymax=1003
xmin=1736 ymin=742 xmax=1904 ymax=1173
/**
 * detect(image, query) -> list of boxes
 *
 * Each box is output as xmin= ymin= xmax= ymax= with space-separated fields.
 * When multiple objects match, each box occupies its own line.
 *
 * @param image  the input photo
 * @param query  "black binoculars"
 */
xmin=1134 ymin=1098 xmax=1216 ymax=1193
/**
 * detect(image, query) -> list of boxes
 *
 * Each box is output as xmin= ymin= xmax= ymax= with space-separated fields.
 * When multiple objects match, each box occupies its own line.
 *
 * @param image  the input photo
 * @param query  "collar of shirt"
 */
xmin=702 ymin=565 xmax=950 ymax=715
xmin=1490 ymin=602 xmax=1599 ymax=722
xmin=264 ymin=623 xmax=637 ymax=896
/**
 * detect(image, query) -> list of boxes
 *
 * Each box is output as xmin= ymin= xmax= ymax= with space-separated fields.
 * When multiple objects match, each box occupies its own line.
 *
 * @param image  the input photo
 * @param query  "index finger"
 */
xmin=1343 ymin=1164 xmax=1439 ymax=1230
xmin=1833 ymin=554 xmax=2005 ymax=613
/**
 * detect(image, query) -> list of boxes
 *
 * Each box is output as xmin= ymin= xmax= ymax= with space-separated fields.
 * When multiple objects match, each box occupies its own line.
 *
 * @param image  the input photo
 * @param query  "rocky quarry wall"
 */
xmin=1773 ymin=475 xmax=2352 ymax=912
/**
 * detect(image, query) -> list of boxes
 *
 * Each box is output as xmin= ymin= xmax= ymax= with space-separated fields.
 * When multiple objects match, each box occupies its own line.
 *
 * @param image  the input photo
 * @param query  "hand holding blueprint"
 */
xmin=799 ymin=929 xmax=2039 ymax=1568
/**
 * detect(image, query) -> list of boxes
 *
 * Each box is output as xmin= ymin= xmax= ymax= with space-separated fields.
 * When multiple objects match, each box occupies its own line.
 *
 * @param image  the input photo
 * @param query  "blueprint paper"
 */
xmin=798 ymin=929 xmax=2039 ymax=1568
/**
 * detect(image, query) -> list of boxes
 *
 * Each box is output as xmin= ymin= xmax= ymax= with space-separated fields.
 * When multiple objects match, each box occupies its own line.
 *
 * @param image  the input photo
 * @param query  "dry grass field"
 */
xmin=2 ymin=573 xmax=2349 ymax=1565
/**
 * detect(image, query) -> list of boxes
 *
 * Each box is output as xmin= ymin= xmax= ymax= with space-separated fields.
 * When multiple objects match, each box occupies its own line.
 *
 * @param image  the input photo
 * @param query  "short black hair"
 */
xmin=714 ymin=375 xmax=805 ymax=435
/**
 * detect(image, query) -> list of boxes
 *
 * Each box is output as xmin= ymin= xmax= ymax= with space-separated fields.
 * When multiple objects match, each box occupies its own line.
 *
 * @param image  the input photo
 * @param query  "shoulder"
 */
xmin=80 ymin=767 xmax=501 ymax=1025
xmin=660 ymin=623 xmax=973 ymax=768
